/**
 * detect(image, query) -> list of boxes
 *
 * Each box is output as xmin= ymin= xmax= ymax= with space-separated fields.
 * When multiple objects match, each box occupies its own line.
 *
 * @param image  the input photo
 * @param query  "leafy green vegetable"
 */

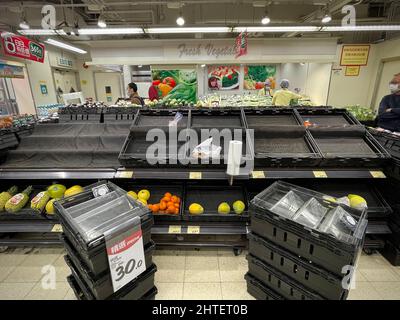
xmin=345 ymin=105 xmax=376 ymax=121
xmin=222 ymin=71 xmax=239 ymax=88
xmin=245 ymin=65 xmax=276 ymax=82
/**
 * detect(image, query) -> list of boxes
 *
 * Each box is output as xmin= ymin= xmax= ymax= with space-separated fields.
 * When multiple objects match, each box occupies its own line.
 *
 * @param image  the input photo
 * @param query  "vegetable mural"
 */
xmin=208 ymin=65 xmax=240 ymax=91
xmin=244 ymin=65 xmax=277 ymax=90
xmin=151 ymin=69 xmax=197 ymax=104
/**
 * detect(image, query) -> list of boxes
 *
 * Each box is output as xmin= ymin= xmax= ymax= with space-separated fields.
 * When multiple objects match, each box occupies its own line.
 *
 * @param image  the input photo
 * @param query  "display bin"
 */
xmin=124 ymin=184 xmax=183 ymax=221
xmin=309 ymin=126 xmax=390 ymax=167
xmin=61 ymin=232 xmax=155 ymax=277
xmin=386 ymin=158 xmax=400 ymax=181
xmin=0 ymin=132 xmax=18 ymax=150
xmin=246 ymin=254 xmax=324 ymax=300
xmin=59 ymin=107 xmax=102 ymax=123
xmin=296 ymin=108 xmax=360 ymax=126
xmin=243 ymin=108 xmax=301 ymax=127
xmin=309 ymin=182 xmax=392 ymax=219
xmin=189 ymin=109 xmax=245 ymax=129
xmin=368 ymin=128 xmax=400 ymax=159
xmin=67 ymin=275 xmax=157 ymax=300
xmin=250 ymin=181 xmax=367 ymax=276
xmin=183 ymin=185 xmax=249 ymax=222
xmin=245 ymin=273 xmax=284 ymax=300
xmin=118 ymin=126 xmax=188 ymax=167
xmin=186 ymin=128 xmax=254 ymax=168
xmin=132 ymin=109 xmax=189 ymax=128
xmin=252 ymin=126 xmax=321 ymax=167
xmin=103 ymin=107 xmax=138 ymax=122
xmin=54 ymin=181 xmax=153 ymax=275
xmin=248 ymin=233 xmax=348 ymax=300
xmin=65 ymin=255 xmax=157 ymax=300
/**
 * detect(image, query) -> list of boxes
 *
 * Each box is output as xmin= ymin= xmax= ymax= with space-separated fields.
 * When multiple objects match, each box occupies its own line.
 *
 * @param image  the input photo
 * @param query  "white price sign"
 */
xmin=105 ymin=222 xmax=146 ymax=293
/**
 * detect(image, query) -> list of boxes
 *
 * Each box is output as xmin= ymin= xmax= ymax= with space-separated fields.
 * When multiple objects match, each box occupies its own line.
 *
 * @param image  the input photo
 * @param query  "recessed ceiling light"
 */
xmin=97 ymin=18 xmax=107 ymax=28
xmin=261 ymin=16 xmax=271 ymax=25
xmin=176 ymin=16 xmax=185 ymax=26
xmin=322 ymin=14 xmax=332 ymax=24
xmin=19 ymin=20 xmax=30 ymax=30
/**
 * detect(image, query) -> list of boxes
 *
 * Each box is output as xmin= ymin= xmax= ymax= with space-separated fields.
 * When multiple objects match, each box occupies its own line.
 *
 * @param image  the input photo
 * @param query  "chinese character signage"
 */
xmin=1 ymin=32 xmax=45 ymax=63
xmin=340 ymin=45 xmax=370 ymax=66
xmin=235 ymin=32 xmax=248 ymax=58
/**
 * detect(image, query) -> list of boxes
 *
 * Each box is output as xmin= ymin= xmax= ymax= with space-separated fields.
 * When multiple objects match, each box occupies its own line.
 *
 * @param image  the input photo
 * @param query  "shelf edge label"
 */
xmin=189 ymin=172 xmax=202 ymax=179
xmin=313 ymin=170 xmax=328 ymax=178
xmin=168 ymin=225 xmax=182 ymax=234
xmin=187 ymin=226 xmax=200 ymax=234
xmin=370 ymin=170 xmax=386 ymax=178
xmin=251 ymin=171 xmax=265 ymax=179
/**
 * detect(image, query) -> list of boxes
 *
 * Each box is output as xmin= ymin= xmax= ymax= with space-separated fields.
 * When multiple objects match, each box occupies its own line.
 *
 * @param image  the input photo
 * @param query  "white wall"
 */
xmin=305 ymin=63 xmax=332 ymax=106
xmin=11 ymin=67 xmax=36 ymax=114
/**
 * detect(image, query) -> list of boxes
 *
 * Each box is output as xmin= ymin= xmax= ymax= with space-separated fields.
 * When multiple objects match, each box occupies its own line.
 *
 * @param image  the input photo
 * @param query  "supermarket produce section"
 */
xmin=0 ymin=106 xmax=399 ymax=261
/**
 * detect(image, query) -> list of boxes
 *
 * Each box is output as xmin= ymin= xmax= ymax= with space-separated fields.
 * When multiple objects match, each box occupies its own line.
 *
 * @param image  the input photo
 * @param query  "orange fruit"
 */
xmin=161 ymin=196 xmax=171 ymax=203
xmin=148 ymin=204 xmax=153 ymax=210
xmin=167 ymin=201 xmax=174 ymax=207
xmin=152 ymin=204 xmax=160 ymax=213
xmin=160 ymin=201 xmax=167 ymax=210
xmin=175 ymin=197 xmax=181 ymax=204
xmin=164 ymin=192 xmax=172 ymax=198
xmin=171 ymin=196 xmax=179 ymax=203
xmin=174 ymin=203 xmax=180 ymax=208
xmin=167 ymin=205 xmax=175 ymax=214
xmin=174 ymin=207 xmax=179 ymax=214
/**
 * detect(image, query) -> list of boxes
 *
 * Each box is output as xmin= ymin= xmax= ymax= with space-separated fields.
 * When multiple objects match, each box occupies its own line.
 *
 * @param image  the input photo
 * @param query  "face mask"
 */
xmin=390 ymin=83 xmax=400 ymax=93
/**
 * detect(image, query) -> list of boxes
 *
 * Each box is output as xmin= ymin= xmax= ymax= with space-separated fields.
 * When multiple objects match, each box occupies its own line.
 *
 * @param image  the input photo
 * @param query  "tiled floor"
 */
xmin=0 ymin=247 xmax=399 ymax=300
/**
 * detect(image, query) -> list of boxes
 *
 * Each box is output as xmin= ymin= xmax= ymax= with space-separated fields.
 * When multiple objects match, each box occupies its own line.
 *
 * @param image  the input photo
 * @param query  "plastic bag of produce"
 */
xmin=192 ymin=138 xmax=221 ymax=159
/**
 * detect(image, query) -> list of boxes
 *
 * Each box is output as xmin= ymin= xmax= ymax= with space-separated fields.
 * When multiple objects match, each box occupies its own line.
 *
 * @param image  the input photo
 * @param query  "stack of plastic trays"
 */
xmin=246 ymin=181 xmax=367 ymax=300
xmin=54 ymin=181 xmax=157 ymax=300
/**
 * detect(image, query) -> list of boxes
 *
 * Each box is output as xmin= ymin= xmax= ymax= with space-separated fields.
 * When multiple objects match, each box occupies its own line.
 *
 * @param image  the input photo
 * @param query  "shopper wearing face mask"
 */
xmin=126 ymin=82 xmax=144 ymax=106
xmin=378 ymin=73 xmax=400 ymax=131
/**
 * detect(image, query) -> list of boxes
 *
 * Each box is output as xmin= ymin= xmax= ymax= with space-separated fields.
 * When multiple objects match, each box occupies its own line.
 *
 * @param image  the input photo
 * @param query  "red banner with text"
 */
xmin=1 ymin=32 xmax=45 ymax=63
xmin=235 ymin=32 xmax=248 ymax=58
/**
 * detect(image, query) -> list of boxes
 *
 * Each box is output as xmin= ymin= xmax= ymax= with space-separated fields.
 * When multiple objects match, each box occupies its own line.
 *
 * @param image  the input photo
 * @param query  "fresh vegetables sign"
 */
xmin=151 ymin=69 xmax=197 ymax=104
xmin=0 ymin=32 xmax=45 ymax=63
xmin=208 ymin=65 xmax=240 ymax=91
xmin=243 ymin=65 xmax=277 ymax=90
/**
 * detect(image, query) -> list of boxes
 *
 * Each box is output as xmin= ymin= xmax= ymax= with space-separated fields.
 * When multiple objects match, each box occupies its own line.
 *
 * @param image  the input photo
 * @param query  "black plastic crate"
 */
xmin=183 ymin=185 xmax=249 ymax=222
xmin=245 ymin=273 xmax=284 ymax=300
xmin=0 ymin=133 xmax=18 ymax=150
xmin=186 ymin=128 xmax=254 ymax=168
xmin=296 ymin=108 xmax=360 ymax=126
xmin=248 ymin=233 xmax=348 ymax=300
xmin=59 ymin=113 xmax=101 ymax=123
xmin=61 ymin=232 xmax=155 ymax=277
xmin=244 ymin=108 xmax=301 ymax=127
xmin=380 ymin=241 xmax=400 ymax=266
xmin=124 ymin=185 xmax=183 ymax=221
xmin=189 ymin=109 xmax=245 ymax=129
xmin=250 ymin=181 xmax=367 ymax=276
xmin=309 ymin=182 xmax=392 ymax=219
xmin=67 ymin=274 xmax=157 ymax=300
xmin=65 ymin=255 xmax=157 ymax=300
xmin=309 ymin=126 xmax=390 ymax=167
xmin=252 ymin=126 xmax=321 ymax=167
xmin=132 ymin=109 xmax=188 ymax=128
xmin=247 ymin=254 xmax=324 ymax=300
xmin=118 ymin=126 xmax=187 ymax=167
xmin=368 ymin=129 xmax=400 ymax=160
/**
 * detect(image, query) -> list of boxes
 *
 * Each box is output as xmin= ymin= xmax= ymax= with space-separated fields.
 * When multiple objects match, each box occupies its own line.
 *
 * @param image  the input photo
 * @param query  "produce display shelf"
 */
xmin=0 ymin=220 xmax=61 ymax=233
xmin=366 ymin=221 xmax=391 ymax=235
xmin=0 ymin=169 xmax=116 ymax=180
xmin=151 ymin=221 xmax=248 ymax=236
xmin=115 ymin=168 xmax=387 ymax=180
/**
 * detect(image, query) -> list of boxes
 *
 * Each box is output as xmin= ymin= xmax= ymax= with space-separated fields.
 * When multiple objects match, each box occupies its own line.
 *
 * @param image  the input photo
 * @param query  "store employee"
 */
xmin=127 ymin=82 xmax=144 ymax=106
xmin=378 ymin=73 xmax=400 ymax=132
xmin=272 ymin=79 xmax=302 ymax=107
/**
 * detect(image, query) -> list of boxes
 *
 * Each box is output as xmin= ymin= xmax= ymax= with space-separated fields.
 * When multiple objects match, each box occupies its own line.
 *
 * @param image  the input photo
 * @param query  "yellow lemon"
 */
xmin=189 ymin=203 xmax=204 ymax=215
xmin=138 ymin=198 xmax=147 ymax=206
xmin=232 ymin=200 xmax=245 ymax=214
xmin=127 ymin=191 xmax=138 ymax=200
xmin=138 ymin=189 xmax=150 ymax=201
xmin=218 ymin=202 xmax=231 ymax=214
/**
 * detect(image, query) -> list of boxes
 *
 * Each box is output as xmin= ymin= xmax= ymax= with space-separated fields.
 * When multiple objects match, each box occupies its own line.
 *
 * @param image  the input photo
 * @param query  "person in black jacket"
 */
xmin=378 ymin=73 xmax=400 ymax=131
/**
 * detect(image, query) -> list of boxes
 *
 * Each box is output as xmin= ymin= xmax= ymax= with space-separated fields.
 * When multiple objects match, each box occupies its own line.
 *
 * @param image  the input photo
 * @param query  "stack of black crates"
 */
xmin=54 ymin=181 xmax=157 ymax=300
xmin=245 ymin=181 xmax=368 ymax=300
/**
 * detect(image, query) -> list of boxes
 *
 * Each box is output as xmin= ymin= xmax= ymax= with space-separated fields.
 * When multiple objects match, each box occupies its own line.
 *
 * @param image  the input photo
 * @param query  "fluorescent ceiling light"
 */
xmin=18 ymin=29 xmax=66 ymax=35
xmin=78 ymin=28 xmax=143 ymax=35
xmin=176 ymin=16 xmax=185 ymax=26
xmin=234 ymin=26 xmax=319 ymax=32
xmin=321 ymin=14 xmax=332 ymax=24
xmin=45 ymin=39 xmax=87 ymax=54
xmin=323 ymin=25 xmax=400 ymax=31
xmin=19 ymin=20 xmax=30 ymax=30
xmin=147 ymin=27 xmax=230 ymax=34
xmin=261 ymin=16 xmax=271 ymax=25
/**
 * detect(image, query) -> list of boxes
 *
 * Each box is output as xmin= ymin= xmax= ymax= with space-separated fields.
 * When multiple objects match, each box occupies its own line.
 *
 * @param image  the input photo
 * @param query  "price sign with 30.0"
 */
xmin=105 ymin=218 xmax=146 ymax=293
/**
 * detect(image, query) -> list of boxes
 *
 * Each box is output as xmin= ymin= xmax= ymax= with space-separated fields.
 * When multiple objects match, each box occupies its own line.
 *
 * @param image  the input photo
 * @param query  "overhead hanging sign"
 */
xmin=0 ymin=63 xmax=24 ymax=78
xmin=235 ymin=32 xmax=248 ymax=58
xmin=0 ymin=32 xmax=45 ymax=63
xmin=340 ymin=45 xmax=370 ymax=66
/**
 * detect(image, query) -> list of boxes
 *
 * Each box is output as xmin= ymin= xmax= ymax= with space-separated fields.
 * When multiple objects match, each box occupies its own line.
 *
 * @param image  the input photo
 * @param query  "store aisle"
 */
xmin=0 ymin=247 xmax=400 ymax=300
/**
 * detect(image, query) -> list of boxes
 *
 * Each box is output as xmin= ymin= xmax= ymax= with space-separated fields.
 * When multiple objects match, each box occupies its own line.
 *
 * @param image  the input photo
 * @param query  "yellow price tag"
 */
xmin=187 ymin=226 xmax=200 ymax=234
xmin=168 ymin=225 xmax=182 ymax=234
xmin=370 ymin=171 xmax=386 ymax=178
xmin=189 ymin=172 xmax=202 ymax=179
xmin=252 ymin=171 xmax=265 ymax=179
xmin=51 ymin=224 xmax=63 ymax=233
xmin=313 ymin=171 xmax=328 ymax=178
xmin=117 ymin=171 xmax=133 ymax=178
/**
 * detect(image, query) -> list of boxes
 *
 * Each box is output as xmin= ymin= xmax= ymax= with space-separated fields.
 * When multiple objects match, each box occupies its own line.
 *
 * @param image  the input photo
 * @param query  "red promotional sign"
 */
xmin=235 ymin=31 xmax=248 ymax=58
xmin=1 ymin=32 xmax=45 ymax=63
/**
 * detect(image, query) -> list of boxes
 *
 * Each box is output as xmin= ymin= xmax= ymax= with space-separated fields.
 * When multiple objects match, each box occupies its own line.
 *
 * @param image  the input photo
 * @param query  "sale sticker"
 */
xmin=105 ymin=218 xmax=146 ymax=293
